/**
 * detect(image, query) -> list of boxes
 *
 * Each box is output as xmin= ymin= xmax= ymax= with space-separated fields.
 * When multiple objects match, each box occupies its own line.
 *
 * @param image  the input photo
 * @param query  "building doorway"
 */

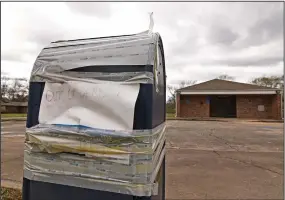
xmin=210 ymin=95 xmax=237 ymax=118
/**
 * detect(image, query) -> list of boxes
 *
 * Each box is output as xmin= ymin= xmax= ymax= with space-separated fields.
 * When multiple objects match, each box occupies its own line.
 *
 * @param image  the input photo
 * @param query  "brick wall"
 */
xmin=236 ymin=95 xmax=280 ymax=119
xmin=1 ymin=105 xmax=28 ymax=113
xmin=177 ymin=94 xmax=281 ymax=119
xmin=176 ymin=93 xmax=180 ymax=117
xmin=178 ymin=95 xmax=209 ymax=118
xmin=271 ymin=94 xmax=282 ymax=119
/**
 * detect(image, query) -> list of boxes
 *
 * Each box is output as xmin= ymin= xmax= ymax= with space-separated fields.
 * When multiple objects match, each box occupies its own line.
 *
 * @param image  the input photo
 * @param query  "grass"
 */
xmin=1 ymin=113 xmax=27 ymax=118
xmin=166 ymin=113 xmax=175 ymax=118
xmin=1 ymin=187 xmax=22 ymax=200
xmin=1 ymin=113 xmax=175 ymax=119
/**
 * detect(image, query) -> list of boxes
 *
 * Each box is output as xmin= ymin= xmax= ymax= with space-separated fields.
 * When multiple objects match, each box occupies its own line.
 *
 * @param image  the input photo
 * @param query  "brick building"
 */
xmin=176 ymin=79 xmax=282 ymax=120
xmin=1 ymin=102 xmax=28 ymax=113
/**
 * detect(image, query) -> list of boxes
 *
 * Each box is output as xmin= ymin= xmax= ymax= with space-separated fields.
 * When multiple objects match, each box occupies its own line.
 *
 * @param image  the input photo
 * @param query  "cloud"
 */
xmin=1 ymin=2 xmax=108 ymax=64
xmin=168 ymin=64 xmax=283 ymax=84
xmin=1 ymin=60 xmax=34 ymax=78
xmin=201 ymin=56 xmax=283 ymax=67
xmin=168 ymin=25 xmax=201 ymax=56
xmin=206 ymin=25 xmax=239 ymax=46
xmin=26 ymin=28 xmax=66 ymax=47
xmin=167 ymin=2 xmax=282 ymax=58
xmin=65 ymin=2 xmax=111 ymax=18
xmin=240 ymin=8 xmax=283 ymax=48
xmin=1 ymin=52 xmax=24 ymax=62
xmin=1 ymin=2 xmax=283 ymax=86
xmin=1 ymin=71 xmax=8 ymax=76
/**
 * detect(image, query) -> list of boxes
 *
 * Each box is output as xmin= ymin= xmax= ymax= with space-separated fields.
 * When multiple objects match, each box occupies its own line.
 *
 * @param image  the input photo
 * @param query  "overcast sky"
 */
xmin=1 ymin=2 xmax=284 ymax=85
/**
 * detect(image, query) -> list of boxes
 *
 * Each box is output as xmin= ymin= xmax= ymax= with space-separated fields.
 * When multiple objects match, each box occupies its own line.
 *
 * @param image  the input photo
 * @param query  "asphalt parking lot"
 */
xmin=166 ymin=120 xmax=283 ymax=199
xmin=1 ymin=120 xmax=284 ymax=199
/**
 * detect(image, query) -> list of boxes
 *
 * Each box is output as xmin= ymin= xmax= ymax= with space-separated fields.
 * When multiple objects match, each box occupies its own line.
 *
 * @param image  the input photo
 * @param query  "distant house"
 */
xmin=176 ymin=79 xmax=282 ymax=120
xmin=1 ymin=101 xmax=28 ymax=113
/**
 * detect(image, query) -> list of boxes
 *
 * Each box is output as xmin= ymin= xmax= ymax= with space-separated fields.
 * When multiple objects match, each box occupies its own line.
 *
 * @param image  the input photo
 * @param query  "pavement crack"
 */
xmin=209 ymin=129 xmax=241 ymax=152
xmin=212 ymin=150 xmax=220 ymax=156
xmin=212 ymin=150 xmax=283 ymax=176
xmin=225 ymin=156 xmax=283 ymax=175
xmin=168 ymin=140 xmax=174 ymax=148
xmin=212 ymin=134 xmax=240 ymax=151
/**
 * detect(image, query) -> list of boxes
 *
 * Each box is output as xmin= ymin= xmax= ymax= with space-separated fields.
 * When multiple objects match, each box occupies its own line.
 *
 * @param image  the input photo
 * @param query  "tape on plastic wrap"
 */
xmin=30 ymin=32 xmax=161 ymax=83
xmin=26 ymin=123 xmax=166 ymax=153
xmin=24 ymin=125 xmax=165 ymax=196
xmin=24 ymin=148 xmax=164 ymax=196
xmin=24 ymin=136 xmax=165 ymax=182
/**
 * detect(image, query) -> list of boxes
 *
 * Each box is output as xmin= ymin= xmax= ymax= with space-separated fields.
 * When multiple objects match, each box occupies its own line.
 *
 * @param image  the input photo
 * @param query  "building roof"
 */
xmin=178 ymin=79 xmax=281 ymax=92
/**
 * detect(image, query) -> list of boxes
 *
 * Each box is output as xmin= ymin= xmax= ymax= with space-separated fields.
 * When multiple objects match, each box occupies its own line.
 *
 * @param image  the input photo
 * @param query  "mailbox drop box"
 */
xmin=23 ymin=33 xmax=166 ymax=200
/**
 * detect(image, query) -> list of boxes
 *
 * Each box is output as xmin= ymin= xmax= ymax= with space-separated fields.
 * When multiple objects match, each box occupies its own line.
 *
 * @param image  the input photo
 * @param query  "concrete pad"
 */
xmin=166 ymin=149 xmax=283 ymax=199
xmin=166 ymin=120 xmax=283 ymax=199
xmin=1 ymin=120 xmax=283 ymax=199
xmin=1 ymin=136 xmax=25 ymax=184
xmin=1 ymin=121 xmax=26 ymax=136
xmin=1 ymin=158 xmax=24 ymax=183
xmin=1 ymin=137 xmax=24 ymax=162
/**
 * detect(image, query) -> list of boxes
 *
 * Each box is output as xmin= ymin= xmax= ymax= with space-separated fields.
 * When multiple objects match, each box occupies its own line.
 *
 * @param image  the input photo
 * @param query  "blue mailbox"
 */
xmin=22 ymin=32 xmax=166 ymax=200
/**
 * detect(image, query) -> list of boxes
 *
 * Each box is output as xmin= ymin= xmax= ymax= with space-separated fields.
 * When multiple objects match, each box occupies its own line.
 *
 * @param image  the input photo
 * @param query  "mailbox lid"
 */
xmin=30 ymin=32 xmax=162 ymax=80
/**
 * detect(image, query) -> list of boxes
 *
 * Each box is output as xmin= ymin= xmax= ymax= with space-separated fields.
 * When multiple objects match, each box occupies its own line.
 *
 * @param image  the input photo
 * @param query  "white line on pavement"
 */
xmin=2 ymin=135 xmax=24 ymax=137
xmin=1 ymin=132 xmax=13 ymax=134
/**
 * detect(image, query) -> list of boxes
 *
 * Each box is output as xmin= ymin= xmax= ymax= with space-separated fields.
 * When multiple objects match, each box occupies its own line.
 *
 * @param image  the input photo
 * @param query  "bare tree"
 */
xmin=250 ymin=75 xmax=284 ymax=119
xmin=216 ymin=74 xmax=235 ymax=81
xmin=179 ymin=80 xmax=197 ymax=88
xmin=250 ymin=75 xmax=284 ymax=89
xmin=167 ymin=80 xmax=197 ymax=104
xmin=1 ymin=76 xmax=29 ymax=102
xmin=1 ymin=76 xmax=9 ymax=102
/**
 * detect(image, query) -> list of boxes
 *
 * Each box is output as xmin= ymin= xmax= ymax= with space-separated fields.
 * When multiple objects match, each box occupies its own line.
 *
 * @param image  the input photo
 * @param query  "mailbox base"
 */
xmin=22 ymin=157 xmax=165 ymax=200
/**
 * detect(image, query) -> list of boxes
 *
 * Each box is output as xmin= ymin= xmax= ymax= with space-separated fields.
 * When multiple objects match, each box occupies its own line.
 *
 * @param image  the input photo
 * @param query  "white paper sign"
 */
xmin=39 ymin=81 xmax=140 ymax=130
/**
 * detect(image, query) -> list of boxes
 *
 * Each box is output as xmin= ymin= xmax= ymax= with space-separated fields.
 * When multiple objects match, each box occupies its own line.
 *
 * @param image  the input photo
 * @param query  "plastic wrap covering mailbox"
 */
xmin=24 ymin=123 xmax=165 ymax=196
xmin=24 ymin=31 xmax=166 ymax=196
xmin=30 ymin=32 xmax=160 ymax=83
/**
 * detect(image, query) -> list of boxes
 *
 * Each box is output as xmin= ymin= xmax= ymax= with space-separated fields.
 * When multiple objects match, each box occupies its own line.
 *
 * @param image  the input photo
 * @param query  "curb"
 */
xmin=1 ymin=117 xmax=27 ymax=122
xmin=1 ymin=179 xmax=22 ymax=190
xmin=248 ymin=120 xmax=284 ymax=123
xmin=166 ymin=118 xmax=284 ymax=123
xmin=166 ymin=118 xmax=228 ymax=122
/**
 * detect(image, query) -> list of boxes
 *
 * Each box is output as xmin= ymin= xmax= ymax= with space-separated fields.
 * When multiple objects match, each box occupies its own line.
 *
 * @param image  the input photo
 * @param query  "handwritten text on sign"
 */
xmin=44 ymin=87 xmax=106 ymax=102
xmin=39 ymin=81 xmax=140 ymax=130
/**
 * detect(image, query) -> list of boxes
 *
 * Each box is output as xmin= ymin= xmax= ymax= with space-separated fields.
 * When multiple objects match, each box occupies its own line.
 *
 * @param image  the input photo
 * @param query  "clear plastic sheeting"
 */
xmin=24 ymin=14 xmax=166 ymax=196
xmin=24 ymin=79 xmax=165 ymax=195
xmin=30 ymin=32 xmax=161 ymax=83
xmin=24 ymin=124 xmax=165 ymax=196
xmin=32 ymin=71 xmax=154 ymax=84
xmin=25 ymin=123 xmax=166 ymax=159
xmin=24 ymin=133 xmax=165 ymax=183
xmin=24 ymin=148 xmax=163 ymax=196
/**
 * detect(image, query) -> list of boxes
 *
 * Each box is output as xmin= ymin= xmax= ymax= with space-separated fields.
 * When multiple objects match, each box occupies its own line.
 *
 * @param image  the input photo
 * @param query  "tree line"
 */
xmin=1 ymin=76 xmax=29 ymax=102
xmin=1 ymin=74 xmax=283 ymax=104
